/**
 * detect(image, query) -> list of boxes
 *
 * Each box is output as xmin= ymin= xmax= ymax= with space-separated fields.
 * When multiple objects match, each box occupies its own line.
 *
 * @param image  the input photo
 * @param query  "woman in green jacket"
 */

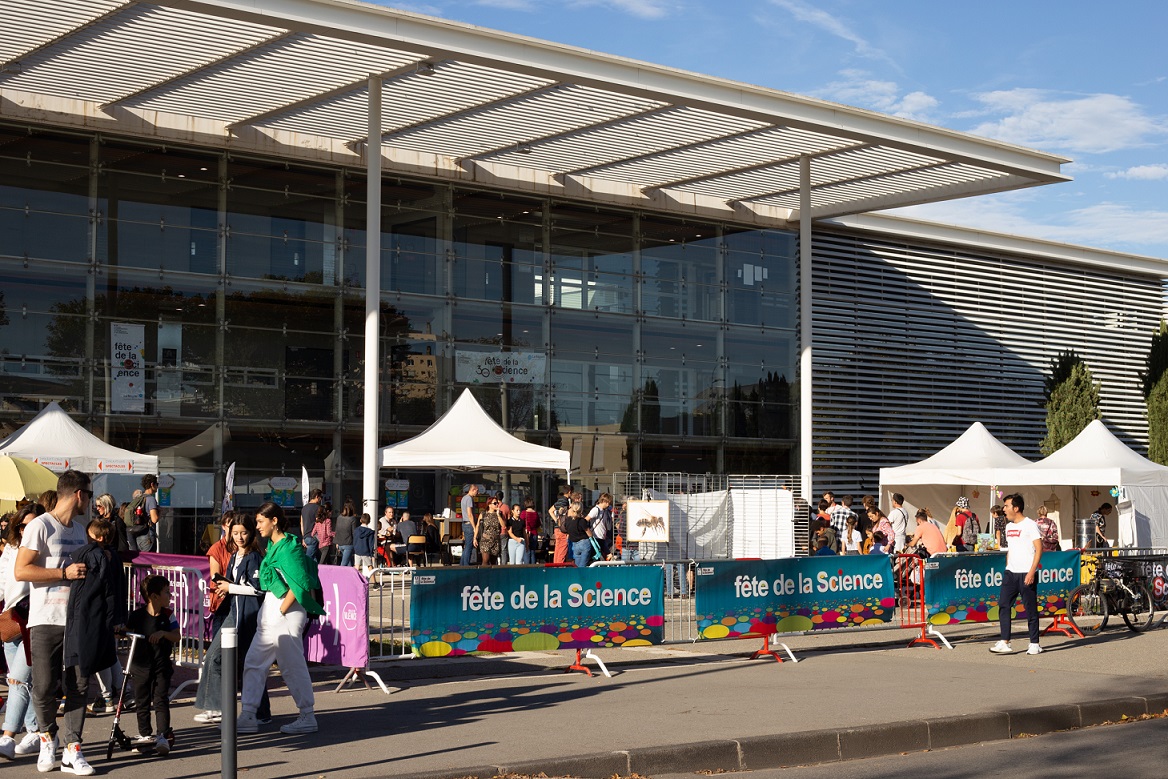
xmin=237 ymin=501 xmax=325 ymax=736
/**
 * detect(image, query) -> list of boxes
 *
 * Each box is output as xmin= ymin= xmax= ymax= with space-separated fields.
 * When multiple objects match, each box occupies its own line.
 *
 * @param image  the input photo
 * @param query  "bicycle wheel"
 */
xmin=1121 ymin=582 xmax=1156 ymax=633
xmin=1067 ymin=584 xmax=1109 ymax=635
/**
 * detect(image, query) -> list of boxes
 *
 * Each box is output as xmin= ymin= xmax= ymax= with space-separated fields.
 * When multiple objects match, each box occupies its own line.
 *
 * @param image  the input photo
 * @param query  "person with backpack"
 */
xmin=949 ymin=496 xmax=981 ymax=552
xmin=586 ymin=493 xmax=614 ymax=561
xmin=237 ymin=502 xmax=324 ymax=736
xmin=1035 ymin=505 xmax=1060 ymax=552
xmin=126 ymin=475 xmax=161 ymax=552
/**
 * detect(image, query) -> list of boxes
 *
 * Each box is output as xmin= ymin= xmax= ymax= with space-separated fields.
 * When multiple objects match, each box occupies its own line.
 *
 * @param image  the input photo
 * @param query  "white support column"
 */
xmin=799 ymin=155 xmax=813 ymax=501
xmin=363 ymin=76 xmax=382 ymax=517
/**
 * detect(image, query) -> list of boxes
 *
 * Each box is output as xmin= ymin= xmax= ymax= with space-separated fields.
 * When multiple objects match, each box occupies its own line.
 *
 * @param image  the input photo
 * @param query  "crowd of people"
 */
xmin=0 ymin=471 xmax=329 ymax=773
xmin=808 ymin=490 xmax=1079 ymax=558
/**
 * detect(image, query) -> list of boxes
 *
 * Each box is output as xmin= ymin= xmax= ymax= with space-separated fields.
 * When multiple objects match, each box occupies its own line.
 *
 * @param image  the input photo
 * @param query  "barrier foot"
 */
xmin=927 ymin=625 xmax=953 ymax=650
xmin=584 ymin=649 xmax=612 ymax=678
xmin=335 ymin=666 xmax=394 ymax=695
xmin=749 ymin=636 xmax=786 ymax=663
xmin=565 ymin=649 xmax=593 ymax=677
xmin=906 ymin=624 xmax=942 ymax=650
xmin=1043 ymin=612 xmax=1084 ymax=639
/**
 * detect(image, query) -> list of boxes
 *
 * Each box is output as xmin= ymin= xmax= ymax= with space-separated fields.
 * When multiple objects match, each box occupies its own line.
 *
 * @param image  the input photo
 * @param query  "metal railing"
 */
xmin=123 ymin=562 xmax=207 ymax=698
xmin=367 ymin=566 xmax=415 ymax=662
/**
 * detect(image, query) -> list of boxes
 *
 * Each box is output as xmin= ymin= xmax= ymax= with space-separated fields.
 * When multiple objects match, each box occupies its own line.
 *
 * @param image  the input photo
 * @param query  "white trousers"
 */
xmin=240 ymin=592 xmax=314 ymax=715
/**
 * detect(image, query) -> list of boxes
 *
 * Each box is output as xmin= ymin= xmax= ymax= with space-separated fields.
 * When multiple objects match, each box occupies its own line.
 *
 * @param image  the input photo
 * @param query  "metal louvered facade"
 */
xmin=810 ymin=224 xmax=1162 ymax=493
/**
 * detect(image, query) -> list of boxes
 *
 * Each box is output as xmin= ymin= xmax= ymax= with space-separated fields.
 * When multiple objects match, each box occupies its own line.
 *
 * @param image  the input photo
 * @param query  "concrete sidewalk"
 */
xmin=61 ymin=622 xmax=1168 ymax=778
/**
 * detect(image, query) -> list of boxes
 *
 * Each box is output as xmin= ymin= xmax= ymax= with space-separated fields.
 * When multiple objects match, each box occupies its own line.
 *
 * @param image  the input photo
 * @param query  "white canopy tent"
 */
xmin=0 ymin=402 xmax=158 ymax=474
xmin=379 ymin=389 xmax=570 ymax=474
xmin=879 ymin=422 xmax=1032 ymax=518
xmin=993 ymin=420 xmax=1168 ymax=549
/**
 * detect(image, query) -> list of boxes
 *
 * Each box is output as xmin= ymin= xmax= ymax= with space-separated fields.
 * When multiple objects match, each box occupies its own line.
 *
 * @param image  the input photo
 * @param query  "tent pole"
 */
xmin=362 ymin=75 xmax=383 ymax=518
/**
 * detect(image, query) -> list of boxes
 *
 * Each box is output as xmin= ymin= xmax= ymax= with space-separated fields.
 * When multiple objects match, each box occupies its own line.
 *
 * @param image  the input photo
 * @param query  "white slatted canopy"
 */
xmin=0 ymin=0 xmax=1070 ymax=221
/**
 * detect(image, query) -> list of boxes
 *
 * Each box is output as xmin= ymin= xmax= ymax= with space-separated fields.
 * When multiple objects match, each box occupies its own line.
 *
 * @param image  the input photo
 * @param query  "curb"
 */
xmin=390 ymin=693 xmax=1168 ymax=779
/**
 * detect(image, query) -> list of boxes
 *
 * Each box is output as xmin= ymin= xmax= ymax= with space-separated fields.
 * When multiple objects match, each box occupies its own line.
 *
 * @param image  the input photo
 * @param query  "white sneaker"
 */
xmin=236 ymin=711 xmax=258 ymax=734
xmin=16 ymin=731 xmax=41 ymax=756
xmin=989 ymin=640 xmax=1013 ymax=654
xmin=60 ymin=743 xmax=94 ymax=776
xmin=131 ymin=735 xmax=156 ymax=753
xmin=153 ymin=735 xmax=170 ymax=757
xmin=0 ymin=736 xmax=15 ymax=760
xmin=279 ymin=712 xmax=318 ymax=735
xmin=36 ymin=732 xmax=57 ymax=773
xmin=193 ymin=711 xmax=221 ymax=724
xmin=1027 ymin=642 xmax=1043 ymax=655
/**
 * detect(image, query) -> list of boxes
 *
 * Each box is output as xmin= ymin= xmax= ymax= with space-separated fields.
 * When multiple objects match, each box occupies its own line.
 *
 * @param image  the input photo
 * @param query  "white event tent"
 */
xmin=0 ymin=402 xmax=158 ymax=474
xmin=379 ymin=389 xmax=570 ymax=474
xmin=879 ymin=422 xmax=1032 ymax=518
xmin=994 ymin=420 xmax=1168 ymax=549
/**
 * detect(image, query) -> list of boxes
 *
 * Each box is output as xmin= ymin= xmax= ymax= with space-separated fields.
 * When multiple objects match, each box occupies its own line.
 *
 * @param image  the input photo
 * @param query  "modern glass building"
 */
xmin=1 ymin=0 xmax=1165 ymax=543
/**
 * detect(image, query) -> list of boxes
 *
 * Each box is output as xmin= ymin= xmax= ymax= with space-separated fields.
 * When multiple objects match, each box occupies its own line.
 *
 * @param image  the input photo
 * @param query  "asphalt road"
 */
xmin=655 ymin=716 xmax=1168 ymax=779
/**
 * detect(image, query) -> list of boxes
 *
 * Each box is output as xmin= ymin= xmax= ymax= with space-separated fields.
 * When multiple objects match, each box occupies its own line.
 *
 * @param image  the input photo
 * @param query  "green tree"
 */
xmin=1042 ymin=348 xmax=1081 ymax=406
xmin=1147 ymin=372 xmax=1168 ymax=464
xmin=1040 ymin=360 xmax=1100 ymax=455
xmin=1140 ymin=320 xmax=1168 ymax=400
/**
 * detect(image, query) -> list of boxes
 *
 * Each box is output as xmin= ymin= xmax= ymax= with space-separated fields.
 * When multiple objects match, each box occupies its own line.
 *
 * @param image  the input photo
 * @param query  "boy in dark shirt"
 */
xmin=125 ymin=575 xmax=180 ymax=756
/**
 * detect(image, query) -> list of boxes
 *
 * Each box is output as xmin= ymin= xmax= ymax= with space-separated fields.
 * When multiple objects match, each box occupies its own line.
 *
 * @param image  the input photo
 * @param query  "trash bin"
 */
xmin=1074 ymin=517 xmax=1097 ymax=549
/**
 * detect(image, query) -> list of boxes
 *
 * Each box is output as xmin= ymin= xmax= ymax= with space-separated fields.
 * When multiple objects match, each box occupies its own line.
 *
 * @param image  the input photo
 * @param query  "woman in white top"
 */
xmin=843 ymin=514 xmax=863 ymax=555
xmin=0 ymin=503 xmax=46 ymax=759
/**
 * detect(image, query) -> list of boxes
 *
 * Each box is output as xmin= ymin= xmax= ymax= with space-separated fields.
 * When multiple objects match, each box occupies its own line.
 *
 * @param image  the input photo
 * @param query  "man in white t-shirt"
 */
xmin=888 ymin=493 xmax=909 ymax=552
xmin=14 ymin=469 xmax=96 ymax=775
xmin=990 ymin=492 xmax=1044 ymax=657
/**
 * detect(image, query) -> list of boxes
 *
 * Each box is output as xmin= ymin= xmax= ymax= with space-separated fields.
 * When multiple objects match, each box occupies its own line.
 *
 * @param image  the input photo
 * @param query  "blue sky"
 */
xmin=378 ymin=0 xmax=1168 ymax=258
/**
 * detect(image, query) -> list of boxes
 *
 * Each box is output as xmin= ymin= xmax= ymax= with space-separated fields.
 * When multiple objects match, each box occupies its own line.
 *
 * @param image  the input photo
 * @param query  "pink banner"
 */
xmin=131 ymin=554 xmax=369 ymax=668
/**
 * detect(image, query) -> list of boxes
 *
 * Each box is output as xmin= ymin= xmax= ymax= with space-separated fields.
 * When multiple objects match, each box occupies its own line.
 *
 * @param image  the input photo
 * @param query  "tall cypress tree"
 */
xmin=1144 ymin=321 xmax=1168 ymax=463
xmin=1040 ymin=359 xmax=1100 ymax=455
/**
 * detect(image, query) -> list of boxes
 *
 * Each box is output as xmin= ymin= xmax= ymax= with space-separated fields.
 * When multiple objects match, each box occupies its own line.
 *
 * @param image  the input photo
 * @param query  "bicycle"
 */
xmin=1066 ymin=552 xmax=1156 ymax=634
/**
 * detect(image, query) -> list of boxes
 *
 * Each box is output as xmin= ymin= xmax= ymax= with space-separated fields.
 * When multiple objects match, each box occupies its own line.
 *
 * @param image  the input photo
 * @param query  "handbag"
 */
xmin=0 ymin=598 xmax=29 ymax=642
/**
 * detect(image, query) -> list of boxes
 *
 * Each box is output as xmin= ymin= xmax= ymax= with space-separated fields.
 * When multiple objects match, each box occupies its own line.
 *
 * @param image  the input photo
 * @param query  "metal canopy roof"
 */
xmin=0 ymin=0 xmax=1071 ymax=222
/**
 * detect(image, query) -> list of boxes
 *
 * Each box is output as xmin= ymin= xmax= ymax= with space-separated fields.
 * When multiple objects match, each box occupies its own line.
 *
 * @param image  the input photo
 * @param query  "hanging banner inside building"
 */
xmin=410 ymin=565 xmax=664 ymax=657
xmin=923 ymin=550 xmax=1080 ymax=625
xmin=110 ymin=322 xmax=146 ymax=413
xmin=269 ymin=476 xmax=298 ymax=508
xmin=454 ymin=350 xmax=546 ymax=384
xmin=694 ymin=556 xmax=896 ymax=639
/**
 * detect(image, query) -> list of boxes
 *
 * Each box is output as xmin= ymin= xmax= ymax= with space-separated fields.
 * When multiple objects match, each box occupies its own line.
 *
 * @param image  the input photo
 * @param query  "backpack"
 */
xmin=125 ymin=494 xmax=155 ymax=551
xmin=1036 ymin=516 xmax=1059 ymax=550
xmin=959 ymin=511 xmax=980 ymax=550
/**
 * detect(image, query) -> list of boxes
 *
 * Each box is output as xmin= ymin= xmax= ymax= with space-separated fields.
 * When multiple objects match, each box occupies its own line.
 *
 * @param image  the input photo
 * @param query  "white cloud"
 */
xmin=892 ymin=194 xmax=1168 ymax=254
xmin=815 ymin=69 xmax=938 ymax=121
xmin=1107 ymin=164 xmax=1168 ymax=181
xmin=473 ymin=0 xmax=536 ymax=9
xmin=566 ymin=0 xmax=673 ymax=18
xmin=968 ymin=89 xmax=1166 ymax=154
xmin=767 ymin=0 xmax=893 ymax=66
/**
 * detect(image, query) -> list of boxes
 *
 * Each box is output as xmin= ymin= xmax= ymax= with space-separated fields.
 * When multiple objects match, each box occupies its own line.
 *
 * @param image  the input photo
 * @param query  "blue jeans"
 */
xmin=460 ymin=522 xmax=476 ymax=565
xmin=3 ymin=636 xmax=37 ymax=734
xmin=304 ymin=535 xmax=319 ymax=561
xmin=338 ymin=545 xmax=354 ymax=568
xmin=507 ymin=538 xmax=526 ymax=565
xmin=999 ymin=570 xmax=1040 ymax=644
xmin=572 ymin=538 xmax=593 ymax=568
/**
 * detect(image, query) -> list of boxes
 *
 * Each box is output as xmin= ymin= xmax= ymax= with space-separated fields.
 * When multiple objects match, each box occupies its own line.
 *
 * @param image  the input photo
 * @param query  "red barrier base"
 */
xmin=1043 ymin=612 xmax=1083 ymax=639
xmin=748 ymin=635 xmax=785 ymax=663
xmin=906 ymin=624 xmax=941 ymax=650
xmin=565 ymin=648 xmax=593 ymax=676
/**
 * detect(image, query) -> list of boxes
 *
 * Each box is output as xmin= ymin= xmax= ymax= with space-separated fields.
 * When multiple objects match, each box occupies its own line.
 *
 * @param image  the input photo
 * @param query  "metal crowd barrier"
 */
xmin=123 ymin=562 xmax=208 ymax=698
xmin=366 ymin=566 xmax=415 ymax=663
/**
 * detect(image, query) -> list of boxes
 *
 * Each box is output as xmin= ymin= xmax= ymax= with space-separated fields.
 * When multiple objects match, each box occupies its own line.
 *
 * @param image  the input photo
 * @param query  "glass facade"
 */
xmin=0 ymin=123 xmax=798 ymax=522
